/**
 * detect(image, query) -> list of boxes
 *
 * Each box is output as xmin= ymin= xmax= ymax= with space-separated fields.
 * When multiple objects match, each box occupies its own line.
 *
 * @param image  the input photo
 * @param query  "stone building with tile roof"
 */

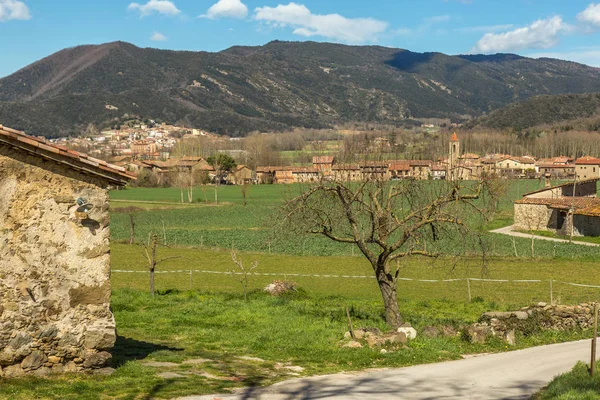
xmin=513 ymin=179 xmax=600 ymax=237
xmin=0 ymin=124 xmax=134 ymax=377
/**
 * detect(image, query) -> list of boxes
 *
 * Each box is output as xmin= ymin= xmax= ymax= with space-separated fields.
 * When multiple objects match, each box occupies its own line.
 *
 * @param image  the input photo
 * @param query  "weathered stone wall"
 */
xmin=0 ymin=146 xmax=115 ymax=377
xmin=513 ymin=203 xmax=553 ymax=231
xmin=467 ymin=303 xmax=597 ymax=345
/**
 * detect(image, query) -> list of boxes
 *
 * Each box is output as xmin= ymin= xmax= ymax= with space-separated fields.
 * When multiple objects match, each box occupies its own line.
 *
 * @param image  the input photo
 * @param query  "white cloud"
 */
xmin=150 ymin=32 xmax=167 ymax=41
xmin=578 ymin=3 xmax=600 ymax=26
xmin=201 ymin=0 xmax=248 ymax=20
xmin=0 ymin=0 xmax=30 ymax=22
xmin=128 ymin=0 xmax=180 ymax=17
xmin=253 ymin=3 xmax=388 ymax=44
xmin=472 ymin=16 xmax=569 ymax=53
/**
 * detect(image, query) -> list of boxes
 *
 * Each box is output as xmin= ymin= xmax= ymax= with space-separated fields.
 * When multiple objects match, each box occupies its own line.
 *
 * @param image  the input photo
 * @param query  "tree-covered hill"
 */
xmin=2 ymin=41 xmax=600 ymax=137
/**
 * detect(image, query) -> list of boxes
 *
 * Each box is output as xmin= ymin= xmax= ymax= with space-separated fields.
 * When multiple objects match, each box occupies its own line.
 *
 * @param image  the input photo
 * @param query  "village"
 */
xmin=89 ymin=129 xmax=599 ymax=186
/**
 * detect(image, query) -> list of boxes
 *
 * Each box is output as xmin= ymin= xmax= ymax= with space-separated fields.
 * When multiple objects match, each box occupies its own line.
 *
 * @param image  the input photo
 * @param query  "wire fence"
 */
xmin=112 ymin=269 xmax=600 ymax=303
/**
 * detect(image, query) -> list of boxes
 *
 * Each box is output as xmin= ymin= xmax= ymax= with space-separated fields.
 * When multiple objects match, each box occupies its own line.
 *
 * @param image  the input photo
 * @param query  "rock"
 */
xmin=2 ymin=364 xmax=24 ymax=377
xmin=47 ymin=356 xmax=61 ymax=364
xmin=505 ymin=330 xmax=516 ymax=346
xmin=38 ymin=326 xmax=59 ymax=341
xmin=422 ymin=326 xmax=441 ymax=338
xmin=21 ymin=351 xmax=47 ymax=371
xmin=343 ymin=341 xmax=363 ymax=348
xmin=389 ymin=332 xmax=407 ymax=344
xmin=9 ymin=333 xmax=32 ymax=350
xmin=84 ymin=330 xmax=116 ymax=350
xmin=91 ymin=367 xmax=115 ymax=376
xmin=466 ymin=325 xmax=491 ymax=344
xmin=380 ymin=349 xmax=388 ymax=354
xmin=397 ymin=327 xmax=417 ymax=340
xmin=537 ymin=302 xmax=547 ymax=307
xmin=440 ymin=325 xmax=458 ymax=337
xmin=82 ymin=351 xmax=112 ymax=369
xmin=513 ymin=311 xmax=529 ymax=320
xmin=284 ymin=366 xmax=304 ymax=372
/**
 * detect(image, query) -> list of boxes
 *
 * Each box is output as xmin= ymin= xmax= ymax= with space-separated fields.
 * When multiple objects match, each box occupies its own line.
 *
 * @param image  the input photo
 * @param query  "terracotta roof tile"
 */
xmin=0 ymin=124 xmax=135 ymax=185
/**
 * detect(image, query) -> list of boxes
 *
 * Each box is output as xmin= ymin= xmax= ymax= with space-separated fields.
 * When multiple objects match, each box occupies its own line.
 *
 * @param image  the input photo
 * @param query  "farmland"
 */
xmin=2 ymin=180 xmax=600 ymax=399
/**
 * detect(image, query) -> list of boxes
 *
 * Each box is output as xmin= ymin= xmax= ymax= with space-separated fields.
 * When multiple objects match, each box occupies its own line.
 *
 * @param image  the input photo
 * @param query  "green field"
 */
xmin=110 ymin=181 xmax=600 ymax=260
xmin=2 ymin=181 xmax=599 ymax=399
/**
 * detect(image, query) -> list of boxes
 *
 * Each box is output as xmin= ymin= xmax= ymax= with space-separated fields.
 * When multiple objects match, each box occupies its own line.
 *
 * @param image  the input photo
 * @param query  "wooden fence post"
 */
xmin=591 ymin=304 xmax=598 ymax=375
xmin=467 ymin=278 xmax=472 ymax=302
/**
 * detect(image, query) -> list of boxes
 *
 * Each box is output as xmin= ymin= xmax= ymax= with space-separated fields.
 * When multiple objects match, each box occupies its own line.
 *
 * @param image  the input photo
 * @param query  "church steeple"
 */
xmin=448 ymin=132 xmax=460 ymax=180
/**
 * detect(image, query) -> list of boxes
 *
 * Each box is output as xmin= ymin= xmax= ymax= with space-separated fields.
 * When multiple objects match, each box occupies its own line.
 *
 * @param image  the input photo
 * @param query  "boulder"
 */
xmin=83 ymin=351 xmax=112 ymax=369
xmin=466 ymin=325 xmax=491 ymax=344
xmin=343 ymin=341 xmax=363 ymax=349
xmin=422 ymin=326 xmax=441 ymax=338
xmin=21 ymin=351 xmax=47 ymax=371
xmin=397 ymin=327 xmax=417 ymax=340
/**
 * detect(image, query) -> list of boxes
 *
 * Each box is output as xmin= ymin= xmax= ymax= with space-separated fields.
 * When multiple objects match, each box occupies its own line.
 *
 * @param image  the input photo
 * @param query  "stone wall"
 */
xmin=513 ymin=203 xmax=553 ymax=232
xmin=467 ymin=302 xmax=596 ymax=344
xmin=0 ymin=146 xmax=115 ymax=377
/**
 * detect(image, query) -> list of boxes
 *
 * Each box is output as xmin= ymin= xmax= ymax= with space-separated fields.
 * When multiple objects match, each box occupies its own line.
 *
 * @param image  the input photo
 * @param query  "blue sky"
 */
xmin=2 ymin=0 xmax=600 ymax=77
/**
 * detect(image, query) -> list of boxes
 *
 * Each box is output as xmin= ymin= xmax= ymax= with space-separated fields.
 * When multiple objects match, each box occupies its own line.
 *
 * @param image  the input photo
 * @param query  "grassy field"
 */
xmin=109 ymin=181 xmax=600 ymax=260
xmin=2 ymin=181 xmax=600 ymax=399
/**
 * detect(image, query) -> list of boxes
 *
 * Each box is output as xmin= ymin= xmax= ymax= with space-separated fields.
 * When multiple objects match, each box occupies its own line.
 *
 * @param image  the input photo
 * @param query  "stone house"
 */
xmin=312 ymin=156 xmax=335 ymax=175
xmin=575 ymin=156 xmax=600 ymax=181
xmin=230 ymin=165 xmax=253 ymax=185
xmin=331 ymin=164 xmax=362 ymax=182
xmin=513 ymin=179 xmax=600 ymax=236
xmin=0 ymin=124 xmax=135 ymax=377
xmin=389 ymin=161 xmax=411 ymax=180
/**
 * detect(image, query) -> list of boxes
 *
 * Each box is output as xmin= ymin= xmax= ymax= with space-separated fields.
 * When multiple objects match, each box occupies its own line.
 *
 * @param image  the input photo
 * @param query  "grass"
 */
xmin=534 ymin=362 xmax=600 ymax=399
xmin=0 ymin=289 xmax=592 ymax=400
xmin=520 ymin=230 xmax=600 ymax=246
xmin=3 ymin=181 xmax=600 ymax=398
xmin=111 ymin=243 xmax=600 ymax=307
xmin=109 ymin=182 xmax=600 ymax=260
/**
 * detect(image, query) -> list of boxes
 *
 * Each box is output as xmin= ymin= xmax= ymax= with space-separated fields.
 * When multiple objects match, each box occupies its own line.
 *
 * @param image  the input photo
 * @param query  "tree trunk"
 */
xmin=129 ymin=214 xmax=135 ymax=245
xmin=376 ymin=267 xmax=403 ymax=328
xmin=150 ymin=268 xmax=155 ymax=297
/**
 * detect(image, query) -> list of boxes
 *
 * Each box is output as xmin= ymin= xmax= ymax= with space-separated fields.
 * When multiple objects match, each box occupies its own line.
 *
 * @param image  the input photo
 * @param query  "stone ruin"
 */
xmin=466 ymin=302 xmax=597 ymax=345
xmin=0 ymin=125 xmax=134 ymax=377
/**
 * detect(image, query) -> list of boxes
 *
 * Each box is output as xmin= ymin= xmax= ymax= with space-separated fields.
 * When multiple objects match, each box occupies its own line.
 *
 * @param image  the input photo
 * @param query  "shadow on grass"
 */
xmin=110 ymin=336 xmax=183 ymax=367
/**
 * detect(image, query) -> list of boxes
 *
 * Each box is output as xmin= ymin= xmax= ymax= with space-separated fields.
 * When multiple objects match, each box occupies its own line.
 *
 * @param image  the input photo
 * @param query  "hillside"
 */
xmin=2 ymin=41 xmax=600 ymax=137
xmin=468 ymin=92 xmax=600 ymax=131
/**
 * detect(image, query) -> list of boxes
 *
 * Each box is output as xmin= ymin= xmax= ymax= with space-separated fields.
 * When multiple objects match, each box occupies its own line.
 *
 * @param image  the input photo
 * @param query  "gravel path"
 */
xmin=490 ymin=225 xmax=600 ymax=247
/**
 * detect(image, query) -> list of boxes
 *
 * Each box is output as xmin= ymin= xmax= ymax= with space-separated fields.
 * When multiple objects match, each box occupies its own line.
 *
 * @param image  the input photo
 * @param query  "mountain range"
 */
xmin=2 ymin=40 xmax=600 ymax=137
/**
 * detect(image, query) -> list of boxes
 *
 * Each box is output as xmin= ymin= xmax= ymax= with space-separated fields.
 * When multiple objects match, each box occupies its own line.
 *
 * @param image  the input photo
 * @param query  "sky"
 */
xmin=2 ymin=0 xmax=600 ymax=77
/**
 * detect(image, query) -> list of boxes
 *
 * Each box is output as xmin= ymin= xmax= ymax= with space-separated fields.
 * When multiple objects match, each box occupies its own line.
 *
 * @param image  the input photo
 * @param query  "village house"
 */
xmin=535 ymin=157 xmax=575 ymax=180
xmin=575 ymin=156 xmax=600 ymax=181
xmin=230 ymin=165 xmax=253 ymax=185
xmin=312 ymin=156 xmax=335 ymax=174
xmin=389 ymin=161 xmax=411 ymax=180
xmin=0 ymin=124 xmax=135 ymax=377
xmin=331 ymin=164 xmax=362 ymax=182
xmin=513 ymin=179 xmax=600 ymax=237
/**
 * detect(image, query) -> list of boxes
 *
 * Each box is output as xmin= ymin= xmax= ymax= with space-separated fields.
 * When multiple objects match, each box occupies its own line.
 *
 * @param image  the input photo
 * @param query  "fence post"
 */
xmin=550 ymin=279 xmax=553 ymax=305
xmin=591 ymin=303 xmax=599 ymax=377
xmin=467 ymin=278 xmax=472 ymax=302
xmin=200 ymin=235 xmax=204 ymax=248
xmin=189 ymin=270 xmax=193 ymax=291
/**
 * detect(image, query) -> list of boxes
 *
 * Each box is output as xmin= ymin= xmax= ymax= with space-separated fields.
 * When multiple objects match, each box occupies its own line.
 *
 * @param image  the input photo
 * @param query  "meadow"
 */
xmin=2 ymin=180 xmax=600 ymax=399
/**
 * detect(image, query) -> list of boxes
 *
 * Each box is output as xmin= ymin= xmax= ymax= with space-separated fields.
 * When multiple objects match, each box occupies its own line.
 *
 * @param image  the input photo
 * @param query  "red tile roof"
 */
xmin=0 ymin=124 xmax=135 ymax=185
xmin=515 ymin=196 xmax=600 ymax=216
xmin=576 ymin=156 xmax=600 ymax=165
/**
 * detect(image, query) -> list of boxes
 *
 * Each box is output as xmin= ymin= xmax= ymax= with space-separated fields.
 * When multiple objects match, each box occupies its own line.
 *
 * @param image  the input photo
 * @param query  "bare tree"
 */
xmin=240 ymin=183 xmax=250 ymax=206
xmin=282 ymin=177 xmax=500 ymax=328
xmin=112 ymin=206 xmax=143 ymax=244
xmin=230 ymin=251 xmax=259 ymax=301
xmin=141 ymin=233 xmax=181 ymax=296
